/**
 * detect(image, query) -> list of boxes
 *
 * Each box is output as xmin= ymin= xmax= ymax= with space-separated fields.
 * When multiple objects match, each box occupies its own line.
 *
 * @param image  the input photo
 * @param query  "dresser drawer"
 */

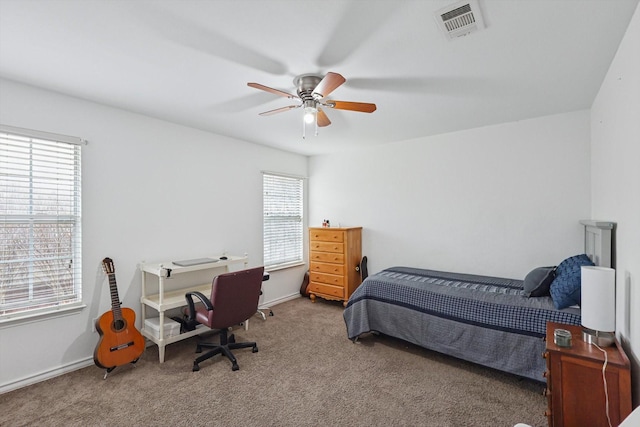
xmin=310 ymin=272 xmax=345 ymax=286
xmin=308 ymin=282 xmax=344 ymax=299
xmin=310 ymin=251 xmax=345 ymax=264
xmin=310 ymin=229 xmax=344 ymax=243
xmin=310 ymin=261 xmax=344 ymax=275
xmin=310 ymin=241 xmax=344 ymax=253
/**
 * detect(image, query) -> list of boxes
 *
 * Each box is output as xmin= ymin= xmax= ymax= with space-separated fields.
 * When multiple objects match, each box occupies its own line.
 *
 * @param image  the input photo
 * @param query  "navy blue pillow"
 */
xmin=524 ymin=266 xmax=556 ymax=297
xmin=549 ymin=254 xmax=595 ymax=309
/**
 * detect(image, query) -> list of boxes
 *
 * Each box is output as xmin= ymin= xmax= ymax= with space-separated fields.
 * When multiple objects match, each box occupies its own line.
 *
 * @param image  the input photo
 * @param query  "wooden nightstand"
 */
xmin=544 ymin=322 xmax=632 ymax=427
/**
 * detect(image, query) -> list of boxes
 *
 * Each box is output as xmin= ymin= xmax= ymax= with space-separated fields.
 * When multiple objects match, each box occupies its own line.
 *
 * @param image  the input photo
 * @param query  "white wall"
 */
xmin=2 ymin=4 xmax=638 ymax=398
xmin=0 ymin=79 xmax=308 ymax=392
xmin=591 ymin=2 xmax=640 ymax=405
xmin=309 ymin=110 xmax=591 ymax=280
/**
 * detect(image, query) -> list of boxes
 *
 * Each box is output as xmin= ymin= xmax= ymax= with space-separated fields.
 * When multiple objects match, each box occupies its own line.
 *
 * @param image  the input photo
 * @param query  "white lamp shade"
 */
xmin=581 ymin=266 xmax=615 ymax=332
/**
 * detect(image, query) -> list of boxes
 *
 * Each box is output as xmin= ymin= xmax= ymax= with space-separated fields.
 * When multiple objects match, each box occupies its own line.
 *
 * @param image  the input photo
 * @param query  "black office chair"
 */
xmin=184 ymin=266 xmax=264 ymax=371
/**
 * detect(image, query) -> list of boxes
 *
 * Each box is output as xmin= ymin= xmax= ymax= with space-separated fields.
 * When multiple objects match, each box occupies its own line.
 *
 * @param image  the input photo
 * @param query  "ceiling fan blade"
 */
xmin=317 ymin=109 xmax=331 ymax=127
xmin=316 ymin=2 xmax=401 ymax=68
xmin=248 ymin=83 xmax=298 ymax=99
xmin=346 ymin=77 xmax=493 ymax=95
xmin=258 ymin=105 xmax=300 ymax=116
xmin=211 ymin=92 xmax=280 ymax=113
xmin=141 ymin=5 xmax=287 ymax=75
xmin=313 ymin=72 xmax=346 ymax=98
xmin=326 ymin=100 xmax=377 ymax=113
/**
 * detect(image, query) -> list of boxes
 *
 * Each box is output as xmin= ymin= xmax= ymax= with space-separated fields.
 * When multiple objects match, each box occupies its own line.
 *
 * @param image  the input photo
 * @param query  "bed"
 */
xmin=343 ymin=221 xmax=614 ymax=381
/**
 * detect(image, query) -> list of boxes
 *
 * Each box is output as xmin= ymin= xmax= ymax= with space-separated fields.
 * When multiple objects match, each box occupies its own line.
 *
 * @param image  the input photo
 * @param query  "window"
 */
xmin=263 ymin=172 xmax=304 ymax=269
xmin=0 ymin=125 xmax=83 ymax=321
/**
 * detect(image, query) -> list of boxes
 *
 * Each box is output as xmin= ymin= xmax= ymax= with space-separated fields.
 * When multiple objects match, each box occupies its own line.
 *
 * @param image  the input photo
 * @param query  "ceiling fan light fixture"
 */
xmin=304 ymin=109 xmax=316 ymax=124
xmin=303 ymin=99 xmax=317 ymax=124
xmin=302 ymin=100 xmax=318 ymax=138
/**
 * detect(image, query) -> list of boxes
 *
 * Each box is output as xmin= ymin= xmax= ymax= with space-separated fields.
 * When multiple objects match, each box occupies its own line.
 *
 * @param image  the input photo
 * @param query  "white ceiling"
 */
xmin=0 ymin=0 xmax=638 ymax=156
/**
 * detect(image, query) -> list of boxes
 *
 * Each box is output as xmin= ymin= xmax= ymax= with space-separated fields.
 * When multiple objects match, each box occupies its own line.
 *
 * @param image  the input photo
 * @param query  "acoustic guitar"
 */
xmin=94 ymin=257 xmax=145 ymax=371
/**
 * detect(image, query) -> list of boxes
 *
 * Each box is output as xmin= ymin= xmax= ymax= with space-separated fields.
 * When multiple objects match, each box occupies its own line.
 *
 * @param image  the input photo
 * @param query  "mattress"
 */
xmin=343 ymin=266 xmax=581 ymax=381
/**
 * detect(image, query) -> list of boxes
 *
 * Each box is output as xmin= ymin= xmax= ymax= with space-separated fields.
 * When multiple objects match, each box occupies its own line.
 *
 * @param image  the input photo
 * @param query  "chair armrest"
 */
xmin=184 ymin=291 xmax=213 ymax=321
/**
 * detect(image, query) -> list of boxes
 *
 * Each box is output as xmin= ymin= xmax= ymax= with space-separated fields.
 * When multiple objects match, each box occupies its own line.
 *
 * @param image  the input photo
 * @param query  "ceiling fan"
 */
xmin=247 ymin=72 xmax=376 ymax=137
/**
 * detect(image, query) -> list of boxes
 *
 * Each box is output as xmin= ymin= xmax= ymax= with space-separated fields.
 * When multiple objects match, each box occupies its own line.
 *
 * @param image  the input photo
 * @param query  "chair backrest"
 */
xmin=206 ymin=266 xmax=264 ymax=329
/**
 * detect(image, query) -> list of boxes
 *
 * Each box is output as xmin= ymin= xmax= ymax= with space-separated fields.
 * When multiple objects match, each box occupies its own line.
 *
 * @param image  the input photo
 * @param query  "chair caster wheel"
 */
xmin=269 ymin=310 xmax=274 ymax=316
xmin=252 ymin=346 xmax=259 ymax=353
xmin=192 ymin=363 xmax=200 ymax=372
xmin=195 ymin=346 xmax=202 ymax=353
xmin=232 ymin=363 xmax=239 ymax=371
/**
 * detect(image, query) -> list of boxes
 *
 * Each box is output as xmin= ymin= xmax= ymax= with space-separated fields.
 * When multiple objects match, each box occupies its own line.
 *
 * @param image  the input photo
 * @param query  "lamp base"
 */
xmin=582 ymin=327 xmax=615 ymax=347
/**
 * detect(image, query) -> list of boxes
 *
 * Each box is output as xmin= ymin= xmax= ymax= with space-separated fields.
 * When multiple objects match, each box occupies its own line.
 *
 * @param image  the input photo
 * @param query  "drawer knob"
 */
xmin=543 ymin=370 xmax=549 ymax=378
xmin=542 ymin=351 xmax=548 ymax=359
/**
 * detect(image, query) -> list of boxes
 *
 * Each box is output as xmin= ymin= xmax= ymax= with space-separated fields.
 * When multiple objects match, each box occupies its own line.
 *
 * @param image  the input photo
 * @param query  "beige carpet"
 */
xmin=1 ymin=297 xmax=547 ymax=426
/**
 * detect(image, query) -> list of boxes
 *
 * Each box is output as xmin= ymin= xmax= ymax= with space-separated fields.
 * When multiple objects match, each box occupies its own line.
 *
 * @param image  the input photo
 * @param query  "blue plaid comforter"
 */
xmin=344 ymin=267 xmax=581 ymax=381
xmin=345 ymin=266 xmax=581 ymax=338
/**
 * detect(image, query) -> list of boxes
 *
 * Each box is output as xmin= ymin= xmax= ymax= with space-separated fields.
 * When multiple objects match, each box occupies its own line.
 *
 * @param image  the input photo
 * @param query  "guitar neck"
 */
xmin=107 ymin=273 xmax=123 ymax=320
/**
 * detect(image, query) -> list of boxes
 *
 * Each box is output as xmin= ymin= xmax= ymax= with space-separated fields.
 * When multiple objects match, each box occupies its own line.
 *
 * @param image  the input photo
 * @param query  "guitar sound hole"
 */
xmin=113 ymin=319 xmax=125 ymax=331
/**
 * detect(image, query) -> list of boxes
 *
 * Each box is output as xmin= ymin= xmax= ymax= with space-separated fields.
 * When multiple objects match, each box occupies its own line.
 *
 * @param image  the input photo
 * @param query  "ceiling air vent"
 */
xmin=435 ymin=0 xmax=485 ymax=40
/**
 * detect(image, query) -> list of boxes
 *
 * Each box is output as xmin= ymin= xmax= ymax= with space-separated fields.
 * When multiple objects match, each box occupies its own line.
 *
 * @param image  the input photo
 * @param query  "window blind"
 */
xmin=0 ymin=126 xmax=83 ymax=319
xmin=263 ymin=173 xmax=303 ymax=269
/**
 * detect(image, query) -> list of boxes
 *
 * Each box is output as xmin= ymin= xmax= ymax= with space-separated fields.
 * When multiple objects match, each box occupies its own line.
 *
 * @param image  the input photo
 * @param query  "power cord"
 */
xmin=593 ymin=343 xmax=612 ymax=427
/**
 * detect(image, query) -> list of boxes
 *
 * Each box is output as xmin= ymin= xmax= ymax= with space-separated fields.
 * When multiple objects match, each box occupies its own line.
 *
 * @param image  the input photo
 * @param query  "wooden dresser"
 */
xmin=308 ymin=227 xmax=362 ymax=306
xmin=544 ymin=322 xmax=632 ymax=427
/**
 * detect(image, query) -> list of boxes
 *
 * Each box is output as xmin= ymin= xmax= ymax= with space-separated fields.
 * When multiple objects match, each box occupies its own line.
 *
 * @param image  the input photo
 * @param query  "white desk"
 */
xmin=139 ymin=255 xmax=248 ymax=362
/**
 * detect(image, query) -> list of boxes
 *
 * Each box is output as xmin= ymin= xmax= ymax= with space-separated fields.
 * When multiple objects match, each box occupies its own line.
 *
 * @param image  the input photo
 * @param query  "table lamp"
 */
xmin=581 ymin=265 xmax=616 ymax=346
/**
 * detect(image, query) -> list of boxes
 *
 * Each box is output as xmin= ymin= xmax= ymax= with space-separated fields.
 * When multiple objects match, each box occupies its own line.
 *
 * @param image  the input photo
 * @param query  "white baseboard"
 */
xmin=260 ymin=292 xmax=301 ymax=309
xmin=1 ymin=293 xmax=303 ymax=395
xmin=0 ymin=357 xmax=94 ymax=395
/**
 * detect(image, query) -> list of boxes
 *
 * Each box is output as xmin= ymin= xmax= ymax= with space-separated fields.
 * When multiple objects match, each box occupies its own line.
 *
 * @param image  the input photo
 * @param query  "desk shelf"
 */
xmin=141 ymin=282 xmax=211 ymax=312
xmin=140 ymin=255 xmax=248 ymax=362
